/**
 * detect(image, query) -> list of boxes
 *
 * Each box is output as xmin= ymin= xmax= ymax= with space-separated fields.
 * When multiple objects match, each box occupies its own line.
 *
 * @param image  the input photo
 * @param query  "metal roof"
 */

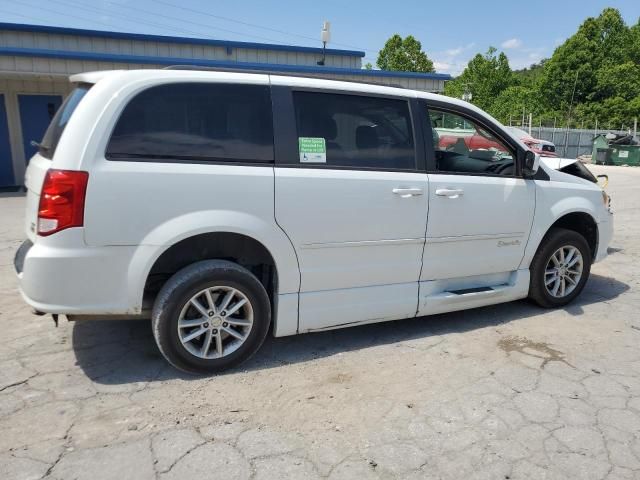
xmin=0 ymin=22 xmax=365 ymax=57
xmin=0 ymin=46 xmax=452 ymax=80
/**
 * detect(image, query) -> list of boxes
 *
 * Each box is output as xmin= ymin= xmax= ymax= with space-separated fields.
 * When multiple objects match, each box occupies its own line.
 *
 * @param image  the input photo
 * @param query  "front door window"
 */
xmin=428 ymin=109 xmax=516 ymax=176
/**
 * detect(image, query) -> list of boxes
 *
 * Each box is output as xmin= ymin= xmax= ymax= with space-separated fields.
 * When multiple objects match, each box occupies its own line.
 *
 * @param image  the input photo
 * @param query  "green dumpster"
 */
xmin=592 ymin=135 xmax=613 ymax=165
xmin=610 ymin=145 xmax=640 ymax=166
xmin=594 ymin=148 xmax=612 ymax=165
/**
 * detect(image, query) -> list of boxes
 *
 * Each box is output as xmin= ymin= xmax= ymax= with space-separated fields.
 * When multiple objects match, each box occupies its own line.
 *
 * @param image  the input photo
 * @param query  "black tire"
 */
xmin=152 ymin=260 xmax=271 ymax=374
xmin=528 ymin=227 xmax=592 ymax=308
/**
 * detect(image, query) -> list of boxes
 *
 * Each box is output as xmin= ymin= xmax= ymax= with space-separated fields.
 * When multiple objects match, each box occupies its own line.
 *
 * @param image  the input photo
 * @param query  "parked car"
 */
xmin=435 ymin=125 xmax=557 ymax=158
xmin=507 ymin=127 xmax=557 ymax=157
xmin=14 ymin=69 xmax=613 ymax=373
xmin=435 ymin=123 xmax=505 ymax=153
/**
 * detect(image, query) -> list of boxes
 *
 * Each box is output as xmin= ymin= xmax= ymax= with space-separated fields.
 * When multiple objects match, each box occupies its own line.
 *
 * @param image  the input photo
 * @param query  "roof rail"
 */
xmin=162 ymin=64 xmax=407 ymax=89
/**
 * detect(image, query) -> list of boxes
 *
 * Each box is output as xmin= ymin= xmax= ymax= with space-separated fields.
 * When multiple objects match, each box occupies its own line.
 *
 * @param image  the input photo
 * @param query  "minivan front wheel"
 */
xmin=528 ymin=228 xmax=592 ymax=308
xmin=152 ymin=260 xmax=271 ymax=374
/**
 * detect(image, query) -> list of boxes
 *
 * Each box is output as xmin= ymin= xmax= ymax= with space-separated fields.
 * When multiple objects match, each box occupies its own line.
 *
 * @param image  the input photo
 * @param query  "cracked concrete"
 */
xmin=1 ymin=165 xmax=639 ymax=479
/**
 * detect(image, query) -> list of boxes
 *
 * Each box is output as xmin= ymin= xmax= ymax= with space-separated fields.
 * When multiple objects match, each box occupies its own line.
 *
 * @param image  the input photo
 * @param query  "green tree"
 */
xmin=376 ymin=34 xmax=434 ymax=72
xmin=512 ymin=60 xmax=547 ymax=88
xmin=363 ymin=62 xmax=373 ymax=70
xmin=538 ymin=8 xmax=632 ymax=110
xmin=444 ymin=47 xmax=513 ymax=111
xmin=575 ymin=95 xmax=640 ymax=129
xmin=594 ymin=62 xmax=640 ymax=101
xmin=488 ymin=86 xmax=543 ymax=124
xmin=441 ymin=8 xmax=639 ymax=129
xmin=593 ymin=8 xmax=632 ymax=64
xmin=630 ymin=21 xmax=640 ymax=63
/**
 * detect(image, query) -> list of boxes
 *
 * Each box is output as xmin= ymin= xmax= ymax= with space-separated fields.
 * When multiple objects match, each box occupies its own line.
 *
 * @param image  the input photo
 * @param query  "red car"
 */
xmin=437 ymin=126 xmax=558 ymax=157
xmin=437 ymin=128 xmax=507 ymax=154
xmin=507 ymin=127 xmax=558 ymax=157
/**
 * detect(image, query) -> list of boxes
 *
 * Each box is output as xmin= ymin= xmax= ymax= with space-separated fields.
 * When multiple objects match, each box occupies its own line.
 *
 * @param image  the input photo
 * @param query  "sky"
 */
xmin=1 ymin=0 xmax=639 ymax=75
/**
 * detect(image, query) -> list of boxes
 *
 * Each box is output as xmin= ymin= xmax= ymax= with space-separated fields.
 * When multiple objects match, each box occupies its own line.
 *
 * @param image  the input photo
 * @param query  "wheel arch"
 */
xmin=546 ymin=212 xmax=598 ymax=260
xmin=125 ymin=210 xmax=300 ymax=316
xmin=144 ymin=232 xmax=279 ymax=302
xmin=526 ymin=213 xmax=596 ymax=308
xmin=523 ymin=210 xmax=599 ymax=270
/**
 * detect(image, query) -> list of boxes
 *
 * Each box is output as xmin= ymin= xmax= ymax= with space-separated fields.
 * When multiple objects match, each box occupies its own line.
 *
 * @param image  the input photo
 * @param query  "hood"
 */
xmin=540 ymin=158 xmax=599 ymax=185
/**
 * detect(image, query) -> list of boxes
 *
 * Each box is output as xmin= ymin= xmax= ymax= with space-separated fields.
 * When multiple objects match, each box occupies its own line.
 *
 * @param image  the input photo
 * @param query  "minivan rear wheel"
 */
xmin=528 ymin=228 xmax=592 ymax=308
xmin=152 ymin=260 xmax=271 ymax=374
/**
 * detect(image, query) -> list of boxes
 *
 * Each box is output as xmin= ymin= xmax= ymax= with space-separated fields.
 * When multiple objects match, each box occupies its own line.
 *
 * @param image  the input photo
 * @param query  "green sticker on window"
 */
xmin=299 ymin=137 xmax=326 ymax=163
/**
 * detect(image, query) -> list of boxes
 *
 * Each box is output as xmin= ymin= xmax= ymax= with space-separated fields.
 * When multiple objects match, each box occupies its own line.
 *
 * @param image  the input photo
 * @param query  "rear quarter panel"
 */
xmin=83 ymin=160 xmax=300 ymax=295
xmin=75 ymin=72 xmax=300 ymax=296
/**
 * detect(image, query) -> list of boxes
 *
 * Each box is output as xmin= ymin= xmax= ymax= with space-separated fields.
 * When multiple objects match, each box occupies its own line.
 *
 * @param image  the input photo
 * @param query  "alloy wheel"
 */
xmin=177 ymin=286 xmax=254 ymax=359
xmin=544 ymin=245 xmax=584 ymax=298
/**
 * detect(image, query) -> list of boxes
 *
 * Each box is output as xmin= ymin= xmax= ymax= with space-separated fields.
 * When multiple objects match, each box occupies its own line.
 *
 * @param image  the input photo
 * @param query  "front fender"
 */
xmin=547 ymin=196 xmax=599 ymax=223
xmin=125 ymin=209 xmax=300 ymax=311
xmin=520 ymin=181 xmax=601 ymax=269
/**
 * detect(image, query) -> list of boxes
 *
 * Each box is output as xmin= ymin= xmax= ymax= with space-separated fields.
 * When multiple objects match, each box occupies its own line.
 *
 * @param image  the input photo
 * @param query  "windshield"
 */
xmin=39 ymin=84 xmax=91 ymax=159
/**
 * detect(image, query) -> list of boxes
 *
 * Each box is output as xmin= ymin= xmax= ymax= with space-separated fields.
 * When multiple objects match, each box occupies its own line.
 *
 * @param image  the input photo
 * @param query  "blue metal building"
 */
xmin=0 ymin=22 xmax=450 ymax=187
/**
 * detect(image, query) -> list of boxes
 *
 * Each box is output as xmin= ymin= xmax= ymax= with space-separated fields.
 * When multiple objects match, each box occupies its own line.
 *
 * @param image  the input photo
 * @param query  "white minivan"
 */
xmin=14 ymin=68 xmax=613 ymax=373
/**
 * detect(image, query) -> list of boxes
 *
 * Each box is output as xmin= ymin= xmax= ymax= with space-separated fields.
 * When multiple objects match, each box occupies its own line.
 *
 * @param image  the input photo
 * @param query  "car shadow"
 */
xmin=72 ymin=273 xmax=630 ymax=384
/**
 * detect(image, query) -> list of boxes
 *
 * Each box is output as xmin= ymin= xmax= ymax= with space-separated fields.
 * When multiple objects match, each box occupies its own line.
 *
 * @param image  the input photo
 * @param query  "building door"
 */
xmin=18 ymin=94 xmax=62 ymax=163
xmin=0 ymin=95 xmax=15 ymax=188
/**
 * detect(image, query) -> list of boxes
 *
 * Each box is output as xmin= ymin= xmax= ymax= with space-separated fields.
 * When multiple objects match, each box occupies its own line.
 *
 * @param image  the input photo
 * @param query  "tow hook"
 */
xmin=52 ymin=313 xmax=59 ymax=327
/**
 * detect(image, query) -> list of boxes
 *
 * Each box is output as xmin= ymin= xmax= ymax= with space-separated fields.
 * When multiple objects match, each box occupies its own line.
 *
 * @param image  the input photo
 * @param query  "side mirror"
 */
xmin=523 ymin=150 xmax=540 ymax=177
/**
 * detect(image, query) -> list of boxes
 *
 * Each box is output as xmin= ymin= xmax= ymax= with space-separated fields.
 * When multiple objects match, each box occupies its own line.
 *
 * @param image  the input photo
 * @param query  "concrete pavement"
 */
xmin=1 ymin=165 xmax=639 ymax=479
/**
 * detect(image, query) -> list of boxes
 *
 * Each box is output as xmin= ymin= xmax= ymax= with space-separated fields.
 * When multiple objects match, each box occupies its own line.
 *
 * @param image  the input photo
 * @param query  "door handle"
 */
xmin=435 ymin=188 xmax=464 ymax=198
xmin=392 ymin=187 xmax=424 ymax=198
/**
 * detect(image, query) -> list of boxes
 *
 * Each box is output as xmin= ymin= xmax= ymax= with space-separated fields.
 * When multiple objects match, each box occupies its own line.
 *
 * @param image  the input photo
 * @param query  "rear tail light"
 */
xmin=37 ymin=169 xmax=89 ymax=236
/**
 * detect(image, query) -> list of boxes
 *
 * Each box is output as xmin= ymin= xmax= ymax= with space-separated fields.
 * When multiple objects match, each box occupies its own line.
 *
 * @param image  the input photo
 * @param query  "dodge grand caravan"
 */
xmin=14 ymin=69 xmax=613 ymax=373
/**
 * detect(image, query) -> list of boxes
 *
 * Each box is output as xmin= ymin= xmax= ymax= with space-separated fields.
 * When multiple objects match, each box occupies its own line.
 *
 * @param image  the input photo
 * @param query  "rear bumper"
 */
xmin=595 ymin=215 xmax=613 ymax=263
xmin=13 ymin=238 xmax=32 ymax=275
xmin=14 ymin=229 xmax=141 ymax=315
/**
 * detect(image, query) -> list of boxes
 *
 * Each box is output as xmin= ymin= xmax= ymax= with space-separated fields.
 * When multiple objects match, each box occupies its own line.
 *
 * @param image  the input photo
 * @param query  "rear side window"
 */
xmin=293 ymin=92 xmax=415 ymax=170
xmin=107 ymin=83 xmax=274 ymax=163
xmin=39 ymin=84 xmax=91 ymax=159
